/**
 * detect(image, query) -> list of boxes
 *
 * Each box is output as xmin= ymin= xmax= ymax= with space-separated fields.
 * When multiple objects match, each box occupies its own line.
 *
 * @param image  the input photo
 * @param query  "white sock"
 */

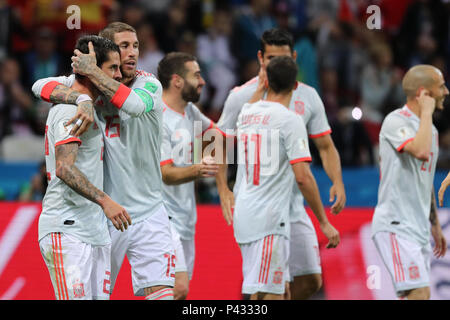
xmin=145 ymin=288 xmax=174 ymax=300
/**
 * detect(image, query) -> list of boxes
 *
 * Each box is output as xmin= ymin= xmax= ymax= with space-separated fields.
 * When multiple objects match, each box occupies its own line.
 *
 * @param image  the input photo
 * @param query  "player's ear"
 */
xmin=292 ymin=50 xmax=297 ymax=61
xmin=257 ymin=50 xmax=264 ymax=66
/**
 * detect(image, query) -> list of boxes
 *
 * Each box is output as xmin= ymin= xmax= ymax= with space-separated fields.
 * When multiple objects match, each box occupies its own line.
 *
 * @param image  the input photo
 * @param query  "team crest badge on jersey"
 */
xmin=409 ymin=264 xmax=420 ymax=280
xmin=273 ymin=268 xmax=283 ymax=285
xmin=72 ymin=282 xmax=85 ymax=298
xmin=294 ymin=101 xmax=305 ymax=115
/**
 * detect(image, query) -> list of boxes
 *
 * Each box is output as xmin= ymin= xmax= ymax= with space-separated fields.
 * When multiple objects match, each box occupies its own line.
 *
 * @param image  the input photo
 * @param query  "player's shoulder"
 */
xmin=132 ymin=70 xmax=161 ymax=87
xmin=230 ymin=77 xmax=258 ymax=96
xmin=384 ymin=106 xmax=412 ymax=123
xmin=294 ymin=81 xmax=318 ymax=96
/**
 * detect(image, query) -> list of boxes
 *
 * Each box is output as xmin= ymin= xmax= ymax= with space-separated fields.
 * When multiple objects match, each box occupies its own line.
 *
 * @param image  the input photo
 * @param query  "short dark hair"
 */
xmin=157 ymin=52 xmax=197 ymax=89
xmin=260 ymin=28 xmax=294 ymax=55
xmin=266 ymin=56 xmax=298 ymax=93
xmin=74 ymin=35 xmax=120 ymax=80
xmin=99 ymin=22 xmax=136 ymax=42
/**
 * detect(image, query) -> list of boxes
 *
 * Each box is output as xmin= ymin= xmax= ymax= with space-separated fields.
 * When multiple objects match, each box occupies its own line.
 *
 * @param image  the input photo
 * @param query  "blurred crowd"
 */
xmin=1 ymin=0 xmax=450 ymax=200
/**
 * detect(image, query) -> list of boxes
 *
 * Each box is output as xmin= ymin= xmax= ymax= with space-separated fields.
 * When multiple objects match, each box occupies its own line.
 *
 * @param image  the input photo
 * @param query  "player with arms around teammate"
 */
xmin=32 ymin=22 xmax=176 ymax=300
xmin=157 ymin=52 xmax=221 ymax=299
xmin=372 ymin=64 xmax=449 ymax=300
xmin=216 ymin=28 xmax=345 ymax=299
xmin=38 ymin=36 xmax=130 ymax=300
xmin=234 ymin=56 xmax=340 ymax=300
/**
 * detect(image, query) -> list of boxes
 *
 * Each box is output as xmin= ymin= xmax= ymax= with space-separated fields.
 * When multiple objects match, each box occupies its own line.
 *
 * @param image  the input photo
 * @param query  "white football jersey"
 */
xmin=372 ymin=105 xmax=439 ymax=246
xmin=217 ymin=76 xmax=331 ymax=224
xmin=39 ymin=104 xmax=109 ymax=246
xmin=160 ymin=101 xmax=213 ymax=240
xmin=32 ymin=71 xmax=166 ymax=224
xmin=233 ymin=100 xmax=312 ymax=243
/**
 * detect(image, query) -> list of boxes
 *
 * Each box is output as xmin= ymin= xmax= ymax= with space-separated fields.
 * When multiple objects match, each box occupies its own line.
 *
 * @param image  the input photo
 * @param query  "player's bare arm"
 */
xmin=430 ymin=187 xmax=446 ymax=258
xmin=161 ymin=157 xmax=219 ymax=185
xmin=291 ymin=161 xmax=340 ymax=248
xmin=216 ymin=139 xmax=234 ymax=225
xmin=438 ymin=171 xmax=450 ymax=206
xmin=313 ymin=134 xmax=346 ymax=215
xmin=40 ymin=84 xmax=95 ymax=136
xmin=403 ymin=90 xmax=435 ymax=160
xmin=72 ymin=42 xmax=120 ymax=101
xmin=55 ymin=142 xmax=131 ymax=231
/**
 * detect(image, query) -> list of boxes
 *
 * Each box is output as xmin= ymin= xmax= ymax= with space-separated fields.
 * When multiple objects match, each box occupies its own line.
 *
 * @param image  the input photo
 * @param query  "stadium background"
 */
xmin=1 ymin=0 xmax=450 ymax=300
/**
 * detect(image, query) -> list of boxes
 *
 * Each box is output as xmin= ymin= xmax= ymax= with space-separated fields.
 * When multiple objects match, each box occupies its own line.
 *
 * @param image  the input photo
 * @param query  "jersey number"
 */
xmin=164 ymin=253 xmax=175 ymax=278
xmin=420 ymin=152 xmax=434 ymax=172
xmin=105 ymin=115 xmax=120 ymax=138
xmin=240 ymin=133 xmax=261 ymax=185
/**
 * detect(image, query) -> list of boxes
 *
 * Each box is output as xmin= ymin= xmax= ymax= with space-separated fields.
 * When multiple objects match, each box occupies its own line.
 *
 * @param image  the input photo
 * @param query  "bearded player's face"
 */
xmin=181 ymin=61 xmax=205 ymax=103
xmin=113 ymin=31 xmax=139 ymax=81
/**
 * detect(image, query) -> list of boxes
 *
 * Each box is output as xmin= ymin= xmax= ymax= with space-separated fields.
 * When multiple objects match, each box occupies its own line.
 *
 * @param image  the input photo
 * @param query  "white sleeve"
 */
xmin=191 ymin=104 xmax=213 ymax=134
xmin=52 ymin=106 xmax=82 ymax=147
xmin=160 ymin=124 xmax=173 ymax=166
xmin=217 ymin=91 xmax=242 ymax=135
xmin=381 ymin=113 xmax=416 ymax=152
xmin=281 ymin=114 xmax=312 ymax=164
xmin=306 ymin=89 xmax=331 ymax=138
xmin=31 ymin=75 xmax=76 ymax=101
xmin=110 ymin=75 xmax=163 ymax=118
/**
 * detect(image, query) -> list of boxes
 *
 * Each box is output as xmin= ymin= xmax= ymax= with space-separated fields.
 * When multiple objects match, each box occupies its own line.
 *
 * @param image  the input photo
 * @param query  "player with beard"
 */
xmin=158 ymin=52 xmax=224 ymax=299
xmin=32 ymin=22 xmax=176 ymax=300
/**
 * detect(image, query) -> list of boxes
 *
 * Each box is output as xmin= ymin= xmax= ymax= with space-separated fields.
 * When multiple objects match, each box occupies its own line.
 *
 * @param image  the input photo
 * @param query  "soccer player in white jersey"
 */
xmin=38 ymin=36 xmax=130 ymax=300
xmin=371 ymin=65 xmax=448 ymax=300
xmin=157 ymin=52 xmax=222 ymax=299
xmin=32 ymin=22 xmax=176 ymax=300
xmin=216 ymin=28 xmax=346 ymax=299
xmin=234 ymin=56 xmax=340 ymax=300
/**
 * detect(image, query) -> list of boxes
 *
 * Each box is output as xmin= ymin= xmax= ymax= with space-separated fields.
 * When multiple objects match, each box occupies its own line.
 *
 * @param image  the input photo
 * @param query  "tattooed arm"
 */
xmin=31 ymin=76 xmax=94 ymax=136
xmin=430 ymin=187 xmax=447 ymax=258
xmin=55 ymin=142 xmax=131 ymax=231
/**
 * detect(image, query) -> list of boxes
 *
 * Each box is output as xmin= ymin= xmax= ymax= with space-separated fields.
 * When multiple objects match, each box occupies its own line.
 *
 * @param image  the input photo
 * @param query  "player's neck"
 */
xmin=265 ymin=89 xmax=293 ymax=109
xmin=72 ymin=79 xmax=98 ymax=101
xmin=405 ymin=99 xmax=421 ymax=117
xmin=163 ymin=90 xmax=187 ymax=114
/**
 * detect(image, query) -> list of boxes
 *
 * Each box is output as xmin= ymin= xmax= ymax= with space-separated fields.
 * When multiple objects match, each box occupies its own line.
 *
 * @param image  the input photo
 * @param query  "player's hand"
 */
xmin=283 ymin=281 xmax=291 ymax=300
xmin=101 ymin=196 xmax=132 ymax=232
xmin=198 ymin=156 xmax=219 ymax=178
xmin=65 ymin=100 xmax=95 ymax=136
xmin=417 ymin=89 xmax=436 ymax=116
xmin=320 ymin=221 xmax=340 ymax=249
xmin=438 ymin=172 xmax=450 ymax=206
xmin=431 ymin=224 xmax=447 ymax=258
xmin=71 ymin=41 xmax=97 ymax=76
xmin=249 ymin=65 xmax=267 ymax=103
xmin=330 ymin=182 xmax=346 ymax=215
xmin=218 ymin=187 xmax=234 ymax=225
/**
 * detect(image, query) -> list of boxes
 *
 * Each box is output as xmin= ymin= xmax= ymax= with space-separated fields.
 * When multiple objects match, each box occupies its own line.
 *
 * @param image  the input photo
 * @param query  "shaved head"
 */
xmin=402 ymin=65 xmax=443 ymax=98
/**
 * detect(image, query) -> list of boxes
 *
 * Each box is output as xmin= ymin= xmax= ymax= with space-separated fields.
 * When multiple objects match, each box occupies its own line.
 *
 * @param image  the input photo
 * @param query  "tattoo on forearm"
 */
xmin=50 ymin=85 xmax=81 ymax=105
xmin=89 ymin=68 xmax=120 ymax=101
xmin=56 ymin=143 xmax=104 ymax=205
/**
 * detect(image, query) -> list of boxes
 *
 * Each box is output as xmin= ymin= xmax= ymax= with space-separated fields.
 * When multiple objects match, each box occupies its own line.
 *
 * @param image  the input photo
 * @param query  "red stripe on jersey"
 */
xmin=290 ymin=157 xmax=312 ymax=165
xmin=392 ymin=234 xmax=405 ymax=282
xmin=110 ymin=84 xmax=132 ymax=109
xmin=396 ymin=138 xmax=414 ymax=152
xmin=55 ymin=137 xmax=82 ymax=147
xmin=309 ymin=129 xmax=332 ymax=139
xmin=160 ymin=159 xmax=174 ymax=167
xmin=57 ymin=233 xmax=69 ymax=299
xmin=41 ymin=81 xmax=60 ymax=102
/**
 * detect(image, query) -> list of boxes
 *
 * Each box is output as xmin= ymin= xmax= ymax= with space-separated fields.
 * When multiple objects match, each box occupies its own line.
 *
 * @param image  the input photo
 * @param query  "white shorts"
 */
xmin=39 ymin=232 xmax=111 ymax=300
xmin=373 ymin=232 xmax=431 ymax=296
xmin=170 ymin=221 xmax=188 ymax=274
xmin=239 ymin=234 xmax=288 ymax=295
xmin=287 ymin=220 xmax=322 ymax=281
xmin=181 ymin=238 xmax=195 ymax=279
xmin=109 ymin=205 xmax=175 ymax=296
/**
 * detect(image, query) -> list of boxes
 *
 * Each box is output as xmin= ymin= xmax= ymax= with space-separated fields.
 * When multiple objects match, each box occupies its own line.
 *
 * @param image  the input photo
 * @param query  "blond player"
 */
xmin=38 ymin=36 xmax=130 ymax=300
xmin=372 ymin=64 xmax=449 ymax=300
xmin=32 ymin=23 xmax=175 ymax=300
